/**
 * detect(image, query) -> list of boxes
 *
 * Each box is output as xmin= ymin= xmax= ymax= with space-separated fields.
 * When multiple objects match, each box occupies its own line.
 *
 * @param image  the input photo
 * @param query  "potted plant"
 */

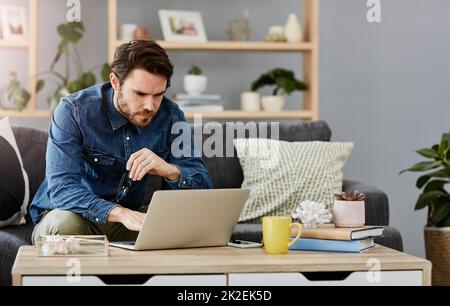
xmin=251 ymin=68 xmax=307 ymax=112
xmin=37 ymin=22 xmax=110 ymax=111
xmin=184 ymin=65 xmax=207 ymax=96
xmin=0 ymin=71 xmax=31 ymax=111
xmin=333 ymin=191 xmax=367 ymax=228
xmin=400 ymin=132 xmax=450 ymax=286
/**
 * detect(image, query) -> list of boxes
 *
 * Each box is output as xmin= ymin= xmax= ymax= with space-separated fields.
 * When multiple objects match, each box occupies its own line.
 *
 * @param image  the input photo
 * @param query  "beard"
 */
xmin=115 ymin=88 xmax=155 ymax=128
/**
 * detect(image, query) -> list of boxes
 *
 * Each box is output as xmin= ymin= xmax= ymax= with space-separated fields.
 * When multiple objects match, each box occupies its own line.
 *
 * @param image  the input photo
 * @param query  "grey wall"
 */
xmin=2 ymin=0 xmax=449 ymax=257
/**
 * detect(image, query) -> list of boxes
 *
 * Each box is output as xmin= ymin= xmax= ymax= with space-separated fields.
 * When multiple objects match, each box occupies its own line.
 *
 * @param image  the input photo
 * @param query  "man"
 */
xmin=30 ymin=40 xmax=213 ymax=244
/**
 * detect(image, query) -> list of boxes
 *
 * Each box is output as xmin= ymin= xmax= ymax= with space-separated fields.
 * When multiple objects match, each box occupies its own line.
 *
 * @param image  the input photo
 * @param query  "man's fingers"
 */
xmin=136 ymin=160 xmax=156 ymax=181
xmin=128 ymin=149 xmax=155 ymax=178
xmin=126 ymin=149 xmax=146 ymax=171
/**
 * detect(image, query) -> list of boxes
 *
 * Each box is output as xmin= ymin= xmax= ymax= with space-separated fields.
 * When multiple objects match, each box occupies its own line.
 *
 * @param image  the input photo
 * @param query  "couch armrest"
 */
xmin=342 ymin=180 xmax=389 ymax=226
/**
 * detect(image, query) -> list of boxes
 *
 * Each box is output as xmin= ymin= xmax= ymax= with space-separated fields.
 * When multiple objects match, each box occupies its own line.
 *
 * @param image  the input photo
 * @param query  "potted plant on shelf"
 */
xmin=333 ymin=191 xmax=366 ymax=228
xmin=0 ymin=71 xmax=31 ymax=111
xmin=37 ymin=22 xmax=110 ymax=111
xmin=400 ymin=132 xmax=450 ymax=286
xmin=184 ymin=65 xmax=207 ymax=96
xmin=251 ymin=68 xmax=307 ymax=112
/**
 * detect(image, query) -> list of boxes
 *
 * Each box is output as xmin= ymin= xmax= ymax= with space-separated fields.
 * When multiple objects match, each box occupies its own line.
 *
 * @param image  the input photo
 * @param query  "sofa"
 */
xmin=0 ymin=120 xmax=403 ymax=286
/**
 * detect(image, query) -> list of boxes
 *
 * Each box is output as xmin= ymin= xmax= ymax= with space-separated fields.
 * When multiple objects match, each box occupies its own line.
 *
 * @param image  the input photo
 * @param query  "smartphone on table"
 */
xmin=228 ymin=239 xmax=263 ymax=248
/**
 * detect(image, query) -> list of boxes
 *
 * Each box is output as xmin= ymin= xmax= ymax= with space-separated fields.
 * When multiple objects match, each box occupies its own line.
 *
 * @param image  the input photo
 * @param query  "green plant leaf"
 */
xmin=57 ymin=22 xmax=84 ymax=43
xmin=431 ymin=203 xmax=450 ymax=224
xmin=67 ymin=80 xmax=83 ymax=93
xmin=438 ymin=212 xmax=450 ymax=227
xmin=416 ymin=148 xmax=439 ymax=159
xmin=439 ymin=139 xmax=449 ymax=157
xmin=416 ymin=175 xmax=431 ymax=189
xmin=101 ymin=63 xmax=112 ymax=82
xmin=399 ymin=161 xmax=442 ymax=174
xmin=81 ymin=72 xmax=96 ymax=88
xmin=35 ymin=79 xmax=45 ymax=93
xmin=415 ymin=191 xmax=450 ymax=210
xmin=423 ymin=180 xmax=449 ymax=193
xmin=187 ymin=66 xmax=202 ymax=75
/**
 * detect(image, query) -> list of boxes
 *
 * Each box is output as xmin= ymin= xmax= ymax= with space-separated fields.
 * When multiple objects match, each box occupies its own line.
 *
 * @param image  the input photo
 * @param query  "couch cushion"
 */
xmin=0 ymin=222 xmax=34 ymax=286
xmin=201 ymin=120 xmax=332 ymax=189
xmin=0 ymin=118 xmax=30 ymax=227
xmin=12 ymin=127 xmax=47 ymax=203
xmin=234 ymin=139 xmax=353 ymax=222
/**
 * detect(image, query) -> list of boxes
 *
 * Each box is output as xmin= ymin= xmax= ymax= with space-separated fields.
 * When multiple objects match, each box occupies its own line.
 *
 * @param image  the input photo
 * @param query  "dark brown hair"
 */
xmin=111 ymin=40 xmax=174 ymax=87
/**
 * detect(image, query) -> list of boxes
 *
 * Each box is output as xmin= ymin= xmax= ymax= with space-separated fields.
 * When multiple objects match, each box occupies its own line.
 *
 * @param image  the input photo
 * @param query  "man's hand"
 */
xmin=126 ymin=148 xmax=181 ymax=181
xmin=108 ymin=206 xmax=145 ymax=231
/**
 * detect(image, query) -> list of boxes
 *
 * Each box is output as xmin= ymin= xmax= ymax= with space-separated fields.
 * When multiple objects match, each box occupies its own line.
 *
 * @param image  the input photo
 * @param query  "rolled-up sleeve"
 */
xmin=164 ymin=109 xmax=213 ymax=190
xmin=46 ymin=99 xmax=117 ymax=224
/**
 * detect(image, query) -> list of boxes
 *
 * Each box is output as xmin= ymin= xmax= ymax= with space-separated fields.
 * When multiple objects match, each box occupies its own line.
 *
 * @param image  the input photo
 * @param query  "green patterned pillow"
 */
xmin=233 ymin=139 xmax=354 ymax=223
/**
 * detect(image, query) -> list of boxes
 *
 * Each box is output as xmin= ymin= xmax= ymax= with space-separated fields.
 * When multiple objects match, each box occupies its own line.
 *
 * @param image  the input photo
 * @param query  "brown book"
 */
xmin=291 ymin=225 xmax=384 ymax=241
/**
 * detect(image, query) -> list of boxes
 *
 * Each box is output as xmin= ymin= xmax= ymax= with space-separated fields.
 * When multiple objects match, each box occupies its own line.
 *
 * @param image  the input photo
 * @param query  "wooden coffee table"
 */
xmin=12 ymin=245 xmax=431 ymax=286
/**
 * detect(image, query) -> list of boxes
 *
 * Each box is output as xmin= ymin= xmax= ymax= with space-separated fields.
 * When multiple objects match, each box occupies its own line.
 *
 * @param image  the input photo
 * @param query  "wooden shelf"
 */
xmin=184 ymin=110 xmax=313 ymax=119
xmin=108 ymin=0 xmax=319 ymax=120
xmin=0 ymin=110 xmax=51 ymax=118
xmin=0 ymin=40 xmax=30 ymax=49
xmin=115 ymin=40 xmax=313 ymax=52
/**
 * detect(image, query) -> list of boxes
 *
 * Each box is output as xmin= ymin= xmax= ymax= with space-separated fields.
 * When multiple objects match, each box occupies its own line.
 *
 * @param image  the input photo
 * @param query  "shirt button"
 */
xmin=95 ymin=218 xmax=100 ymax=222
xmin=182 ymin=181 xmax=187 ymax=185
xmin=126 ymin=137 xmax=130 ymax=141
xmin=94 ymin=158 xmax=99 ymax=163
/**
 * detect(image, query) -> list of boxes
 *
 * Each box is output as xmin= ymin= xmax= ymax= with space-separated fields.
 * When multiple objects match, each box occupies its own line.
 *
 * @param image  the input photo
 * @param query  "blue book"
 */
xmin=289 ymin=238 xmax=375 ymax=253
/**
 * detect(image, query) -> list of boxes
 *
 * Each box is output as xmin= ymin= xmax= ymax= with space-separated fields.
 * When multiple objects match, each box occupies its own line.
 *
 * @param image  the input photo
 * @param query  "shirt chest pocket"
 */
xmin=82 ymin=148 xmax=124 ymax=184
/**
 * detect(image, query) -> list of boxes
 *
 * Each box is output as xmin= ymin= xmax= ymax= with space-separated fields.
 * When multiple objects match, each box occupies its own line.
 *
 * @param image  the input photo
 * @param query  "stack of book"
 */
xmin=289 ymin=225 xmax=384 ymax=253
xmin=172 ymin=94 xmax=224 ymax=112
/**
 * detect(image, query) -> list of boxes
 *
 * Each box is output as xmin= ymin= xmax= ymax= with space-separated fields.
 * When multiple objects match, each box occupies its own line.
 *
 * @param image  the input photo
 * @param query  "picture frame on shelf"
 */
xmin=0 ymin=6 xmax=28 ymax=41
xmin=158 ymin=10 xmax=207 ymax=42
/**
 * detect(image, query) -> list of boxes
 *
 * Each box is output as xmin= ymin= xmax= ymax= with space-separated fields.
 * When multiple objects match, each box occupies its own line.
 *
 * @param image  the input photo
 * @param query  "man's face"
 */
xmin=112 ymin=69 xmax=168 ymax=128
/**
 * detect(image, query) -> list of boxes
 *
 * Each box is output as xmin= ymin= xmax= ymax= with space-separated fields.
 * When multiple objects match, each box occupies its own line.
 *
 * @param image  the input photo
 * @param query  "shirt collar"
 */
xmin=104 ymin=83 xmax=129 ymax=132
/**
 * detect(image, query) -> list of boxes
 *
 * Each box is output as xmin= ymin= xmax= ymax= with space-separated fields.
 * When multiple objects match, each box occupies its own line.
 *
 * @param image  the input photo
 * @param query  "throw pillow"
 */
xmin=233 ymin=138 xmax=353 ymax=223
xmin=0 ymin=117 xmax=29 ymax=227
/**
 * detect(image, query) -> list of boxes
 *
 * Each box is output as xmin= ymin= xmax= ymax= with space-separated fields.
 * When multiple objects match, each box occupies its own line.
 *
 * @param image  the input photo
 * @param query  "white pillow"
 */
xmin=234 ymin=138 xmax=354 ymax=222
xmin=0 ymin=117 xmax=30 ymax=226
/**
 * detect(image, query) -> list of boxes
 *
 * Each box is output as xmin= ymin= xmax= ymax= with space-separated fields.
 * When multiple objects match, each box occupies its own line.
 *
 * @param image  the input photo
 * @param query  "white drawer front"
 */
xmin=228 ymin=271 xmax=423 ymax=286
xmin=22 ymin=274 xmax=227 ymax=286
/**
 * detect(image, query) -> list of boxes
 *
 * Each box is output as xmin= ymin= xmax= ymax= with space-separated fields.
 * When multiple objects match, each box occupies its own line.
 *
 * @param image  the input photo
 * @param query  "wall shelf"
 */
xmin=108 ymin=0 xmax=320 ymax=120
xmin=115 ymin=40 xmax=314 ymax=52
xmin=0 ymin=40 xmax=30 ymax=49
xmin=0 ymin=109 xmax=50 ymax=118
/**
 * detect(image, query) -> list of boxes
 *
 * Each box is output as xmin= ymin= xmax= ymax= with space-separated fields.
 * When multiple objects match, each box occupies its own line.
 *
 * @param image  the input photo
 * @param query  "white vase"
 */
xmin=183 ymin=75 xmax=207 ymax=96
xmin=261 ymin=95 xmax=285 ymax=112
xmin=333 ymin=200 xmax=365 ymax=228
xmin=240 ymin=92 xmax=260 ymax=111
xmin=284 ymin=14 xmax=303 ymax=43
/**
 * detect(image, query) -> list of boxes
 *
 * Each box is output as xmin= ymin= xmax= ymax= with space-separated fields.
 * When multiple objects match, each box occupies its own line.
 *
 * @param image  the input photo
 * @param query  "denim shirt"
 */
xmin=29 ymin=83 xmax=213 ymax=224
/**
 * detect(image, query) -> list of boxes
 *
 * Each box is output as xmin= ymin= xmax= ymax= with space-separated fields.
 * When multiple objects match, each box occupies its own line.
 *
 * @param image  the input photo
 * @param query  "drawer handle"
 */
xmin=301 ymin=271 xmax=353 ymax=281
xmin=97 ymin=275 xmax=152 ymax=285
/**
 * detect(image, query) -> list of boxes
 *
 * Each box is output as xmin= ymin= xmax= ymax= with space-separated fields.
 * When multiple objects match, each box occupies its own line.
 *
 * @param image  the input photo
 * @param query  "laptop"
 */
xmin=109 ymin=188 xmax=250 ymax=251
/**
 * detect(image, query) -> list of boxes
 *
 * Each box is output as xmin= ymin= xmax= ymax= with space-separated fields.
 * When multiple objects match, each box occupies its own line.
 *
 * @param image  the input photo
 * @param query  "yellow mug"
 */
xmin=262 ymin=216 xmax=302 ymax=254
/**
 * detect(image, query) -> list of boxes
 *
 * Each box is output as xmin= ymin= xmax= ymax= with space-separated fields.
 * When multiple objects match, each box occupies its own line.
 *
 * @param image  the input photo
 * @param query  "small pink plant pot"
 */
xmin=333 ymin=200 xmax=365 ymax=228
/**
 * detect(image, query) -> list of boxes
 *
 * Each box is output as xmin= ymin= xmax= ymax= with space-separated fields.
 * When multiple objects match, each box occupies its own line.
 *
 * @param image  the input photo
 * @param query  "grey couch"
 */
xmin=0 ymin=120 xmax=403 ymax=286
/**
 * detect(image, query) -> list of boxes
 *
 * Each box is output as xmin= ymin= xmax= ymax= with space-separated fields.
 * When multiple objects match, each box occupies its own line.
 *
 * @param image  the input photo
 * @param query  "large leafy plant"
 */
xmin=400 ymin=132 xmax=450 ymax=227
xmin=251 ymin=68 xmax=308 ymax=96
xmin=37 ymin=22 xmax=111 ymax=106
